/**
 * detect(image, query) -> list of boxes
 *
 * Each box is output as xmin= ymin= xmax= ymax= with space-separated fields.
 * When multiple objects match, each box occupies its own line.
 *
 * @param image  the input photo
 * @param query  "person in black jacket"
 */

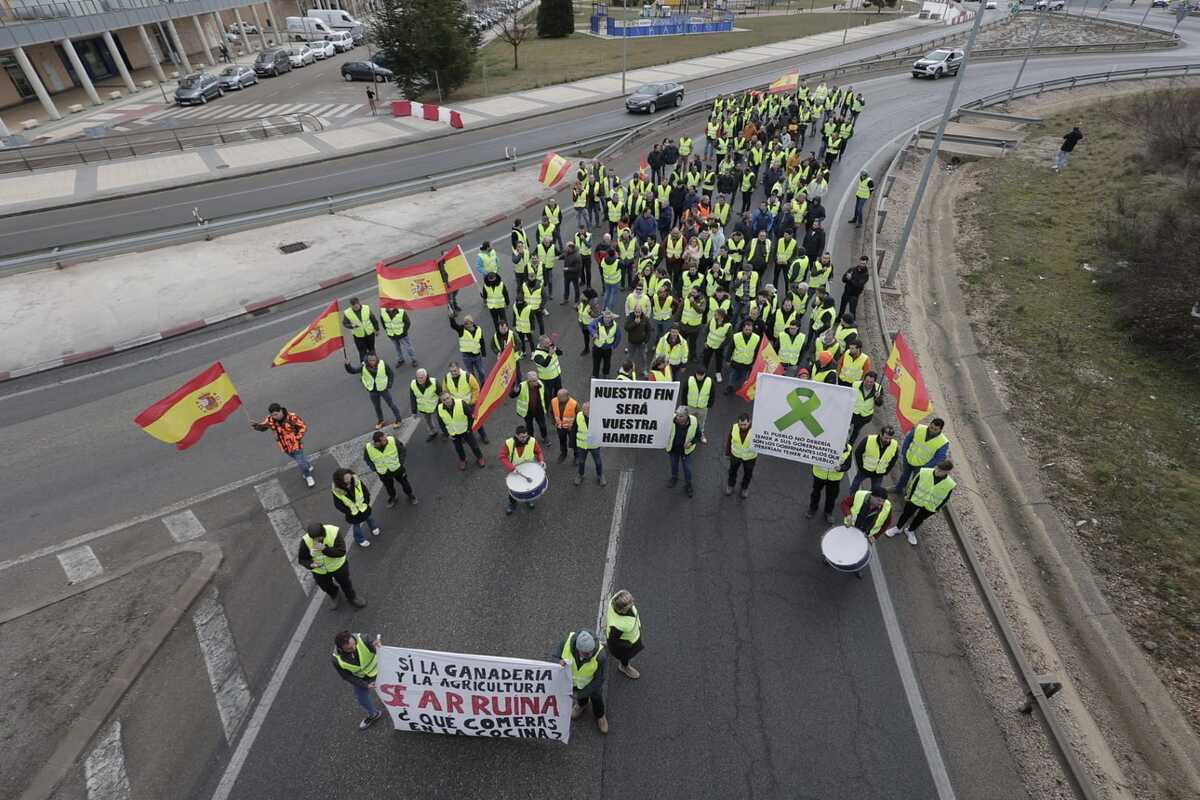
xmin=332 ymin=631 xmax=384 ymax=730
xmin=803 ymin=221 xmax=826 ymax=261
xmin=1055 ymin=125 xmax=1083 ymax=172
xmin=838 ymin=255 xmax=871 ymax=319
xmin=330 ymin=468 xmax=380 ymax=547
xmin=647 ymin=143 xmax=664 ymax=183
xmin=298 ymin=523 xmax=366 ymax=609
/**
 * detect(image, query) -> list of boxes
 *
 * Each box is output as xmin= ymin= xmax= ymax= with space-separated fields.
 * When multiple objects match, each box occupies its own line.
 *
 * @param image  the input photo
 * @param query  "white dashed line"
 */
xmin=162 ymin=509 xmax=206 ymax=542
xmin=84 ymin=720 xmax=132 ymax=800
xmin=57 ymin=545 xmax=103 ymax=583
xmin=192 ymin=586 xmax=253 ymax=744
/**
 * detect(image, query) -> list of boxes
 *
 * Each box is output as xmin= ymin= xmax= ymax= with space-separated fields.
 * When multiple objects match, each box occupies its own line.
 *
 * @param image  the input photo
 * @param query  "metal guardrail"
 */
xmin=0 ymin=113 xmax=324 ymax=174
xmin=867 ymin=60 xmax=1200 ymax=800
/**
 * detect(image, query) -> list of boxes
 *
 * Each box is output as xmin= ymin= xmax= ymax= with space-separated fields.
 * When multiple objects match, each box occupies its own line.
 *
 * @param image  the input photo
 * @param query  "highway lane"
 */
xmin=0 ymin=15 xmax=1004 ymax=258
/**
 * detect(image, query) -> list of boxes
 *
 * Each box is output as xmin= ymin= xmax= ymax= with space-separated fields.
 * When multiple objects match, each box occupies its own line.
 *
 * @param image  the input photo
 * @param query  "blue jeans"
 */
xmin=669 ymin=452 xmax=693 ymax=483
xmin=852 ymin=195 xmax=868 ymax=225
xmin=288 ymin=448 xmax=313 ymax=477
xmin=349 ymin=514 xmax=379 ymax=544
xmin=352 ymin=684 xmax=377 ymax=715
xmin=388 ymin=335 xmax=417 ymax=364
xmin=463 ymin=354 xmax=486 ymax=384
xmin=576 ymin=448 xmax=603 ymax=476
xmin=543 ymin=269 xmax=554 ymax=298
xmin=575 ymin=207 xmax=588 ymax=228
xmin=848 ymin=469 xmax=883 ymax=497
xmin=1054 ymin=150 xmax=1069 ymax=170
xmin=704 ymin=139 xmax=715 ymax=160
xmin=601 ymin=283 xmax=621 ymax=314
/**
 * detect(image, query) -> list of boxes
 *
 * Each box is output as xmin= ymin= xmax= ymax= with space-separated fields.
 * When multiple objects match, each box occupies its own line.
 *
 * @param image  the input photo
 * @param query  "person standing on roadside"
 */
xmin=251 ymin=403 xmax=316 ymax=487
xmin=299 ymin=523 xmax=366 ymax=609
xmin=807 ymin=441 xmax=852 ymax=523
xmin=725 ymin=412 xmax=757 ymax=498
xmin=343 ymin=297 xmax=378 ymax=361
xmin=838 ymin=255 xmax=871 ymax=319
xmin=893 ymin=417 xmax=951 ymax=495
xmin=330 ymin=467 xmax=381 ymax=548
xmin=550 ymin=388 xmax=578 ymax=463
xmin=1054 ymin=125 xmax=1083 ymax=172
xmin=332 ymin=631 xmax=383 ymax=730
xmin=380 ymin=305 xmax=418 ymax=369
xmin=363 ymin=430 xmax=418 ymax=507
xmin=605 ymin=590 xmax=644 ymax=679
xmin=344 ymin=353 xmax=403 ymax=430
xmin=886 ymin=460 xmax=956 ymax=546
xmin=848 ymin=371 xmax=885 ymax=443
xmin=571 ymin=400 xmax=606 ymax=486
xmin=556 ymin=629 xmax=609 ymax=734
xmin=666 ymin=406 xmax=700 ymax=498
xmin=849 ymin=425 xmax=899 ymax=496
xmin=409 ymin=368 xmax=441 ymax=442
xmin=437 ymin=392 xmax=486 ymax=470
xmin=562 ymin=243 xmax=582 ymax=306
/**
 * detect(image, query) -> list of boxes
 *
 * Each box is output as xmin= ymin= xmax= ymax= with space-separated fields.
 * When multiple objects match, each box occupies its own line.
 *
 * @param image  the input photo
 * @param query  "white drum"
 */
xmin=505 ymin=461 xmax=548 ymax=502
xmin=820 ymin=525 xmax=872 ymax=574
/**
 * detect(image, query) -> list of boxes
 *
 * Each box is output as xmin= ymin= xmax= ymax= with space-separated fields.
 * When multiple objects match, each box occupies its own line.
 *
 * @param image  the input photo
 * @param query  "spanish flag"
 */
xmin=767 ymin=71 xmax=799 ymax=95
xmin=638 ymin=154 xmax=649 ymax=180
xmin=736 ymin=336 xmax=785 ymax=401
xmin=271 ymin=300 xmax=344 ymax=367
xmin=885 ymin=332 xmax=933 ymax=433
xmin=538 ymin=151 xmax=571 ymax=188
xmin=134 ymin=362 xmax=242 ymax=450
xmin=472 ymin=339 xmax=519 ymax=431
xmin=377 ymin=245 xmax=476 ymax=310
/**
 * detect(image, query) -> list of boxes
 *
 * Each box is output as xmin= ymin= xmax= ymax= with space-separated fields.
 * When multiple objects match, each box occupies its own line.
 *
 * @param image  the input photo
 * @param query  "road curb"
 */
xmin=12 ymin=541 xmax=223 ymax=800
xmin=1 ymin=188 xmax=555 ymax=384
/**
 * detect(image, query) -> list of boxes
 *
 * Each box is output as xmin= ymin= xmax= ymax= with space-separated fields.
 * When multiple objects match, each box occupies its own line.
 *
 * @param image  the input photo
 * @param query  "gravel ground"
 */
xmin=962 ymin=11 xmax=1174 ymax=48
xmin=0 ymin=553 xmax=200 ymax=797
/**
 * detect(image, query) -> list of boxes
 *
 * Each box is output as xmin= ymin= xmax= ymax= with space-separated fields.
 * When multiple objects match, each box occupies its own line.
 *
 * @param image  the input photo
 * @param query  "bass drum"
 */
xmin=505 ymin=461 xmax=548 ymax=502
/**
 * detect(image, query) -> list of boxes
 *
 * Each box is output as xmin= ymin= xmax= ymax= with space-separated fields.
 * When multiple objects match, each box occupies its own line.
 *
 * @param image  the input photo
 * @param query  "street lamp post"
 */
xmin=1008 ymin=2 xmax=1046 ymax=101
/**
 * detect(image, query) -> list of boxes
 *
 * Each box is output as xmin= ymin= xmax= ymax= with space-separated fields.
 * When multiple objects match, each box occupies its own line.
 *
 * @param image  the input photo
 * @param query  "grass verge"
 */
xmin=960 ymin=96 xmax=1200 ymax=711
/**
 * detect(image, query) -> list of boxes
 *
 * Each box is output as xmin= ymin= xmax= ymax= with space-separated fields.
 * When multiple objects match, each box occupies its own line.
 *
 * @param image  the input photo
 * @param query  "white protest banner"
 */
xmin=374 ymin=646 xmax=573 ymax=743
xmin=750 ymin=373 xmax=854 ymax=467
xmin=587 ymin=379 xmax=680 ymax=448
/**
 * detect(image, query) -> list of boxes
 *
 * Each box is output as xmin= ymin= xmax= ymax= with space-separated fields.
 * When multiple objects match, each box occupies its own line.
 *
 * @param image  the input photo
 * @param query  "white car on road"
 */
xmin=286 ymin=44 xmax=316 ymax=67
xmin=911 ymin=48 xmax=964 ymax=79
xmin=309 ymin=39 xmax=336 ymax=59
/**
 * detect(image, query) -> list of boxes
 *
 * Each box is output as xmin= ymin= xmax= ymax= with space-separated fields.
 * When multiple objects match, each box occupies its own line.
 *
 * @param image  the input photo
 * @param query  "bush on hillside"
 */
xmin=538 ymin=0 xmax=575 ymax=38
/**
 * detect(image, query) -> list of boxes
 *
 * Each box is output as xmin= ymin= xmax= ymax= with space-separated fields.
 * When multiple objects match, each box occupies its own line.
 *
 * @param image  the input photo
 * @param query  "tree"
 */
xmin=537 ymin=0 xmax=574 ymax=38
xmin=495 ymin=13 xmax=533 ymax=70
xmin=373 ymin=0 xmax=481 ymax=99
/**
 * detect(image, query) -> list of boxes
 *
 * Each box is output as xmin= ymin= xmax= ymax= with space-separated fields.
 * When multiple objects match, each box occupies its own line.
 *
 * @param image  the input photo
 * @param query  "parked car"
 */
xmin=911 ymin=48 xmax=964 ymax=79
xmin=175 ymin=72 xmax=223 ymax=105
xmin=286 ymin=44 xmax=316 ymax=67
xmin=228 ymin=21 xmax=259 ymax=34
xmin=326 ymin=30 xmax=354 ymax=52
xmin=218 ymin=64 xmax=258 ymax=90
xmin=310 ymin=39 xmax=336 ymax=59
xmin=1034 ymin=0 xmax=1065 ymax=8
xmin=625 ymin=81 xmax=684 ymax=114
xmin=1151 ymin=0 xmax=1167 ymax=6
xmin=253 ymin=48 xmax=293 ymax=77
xmin=985 ymin=0 xmax=997 ymax=8
xmin=341 ymin=61 xmax=394 ymax=82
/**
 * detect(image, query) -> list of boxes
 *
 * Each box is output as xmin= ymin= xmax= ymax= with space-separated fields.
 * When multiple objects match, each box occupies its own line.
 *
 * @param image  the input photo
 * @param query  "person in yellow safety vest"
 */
xmin=848 ymin=370 xmax=885 ymax=443
xmin=536 ymin=237 xmax=559 ymax=299
xmin=512 ymin=300 xmax=536 ymax=357
xmin=532 ymin=334 xmax=564 ymax=400
xmin=665 ymin=406 xmax=700 ymax=497
xmin=893 ymin=417 xmax=951 ymax=494
xmin=616 ymin=360 xmax=638 ymax=381
xmin=343 ymin=296 xmax=378 ymax=361
xmin=478 ymin=272 xmax=510 ymax=332
xmin=299 ymin=523 xmax=365 ymax=610
xmin=843 ymin=487 xmax=893 ymax=540
xmin=378 ymin=305 xmax=418 ymax=370
xmin=444 ymin=362 xmax=489 ymax=445
xmin=838 ymin=340 xmax=872 ymax=387
xmin=556 ymin=629 xmax=609 ymax=734
xmin=849 ymin=171 xmax=875 ymax=227
xmin=409 ymin=368 xmax=441 ymax=442
xmin=330 ymin=467 xmax=380 ymax=547
xmin=808 ymin=441 xmax=853 ymax=522
xmin=810 ymin=350 xmax=839 ymax=385
xmin=476 ymin=240 xmax=499 ymax=278
xmin=849 ymin=424 xmax=899 ymax=497
xmin=333 ymin=630 xmax=383 ymax=730
xmin=500 ymin=424 xmax=546 ymax=514
xmin=447 ymin=309 xmax=489 ymax=383
xmin=570 ymin=400 xmax=606 ymax=486
xmin=702 ymin=307 xmax=731 ymax=382
xmin=544 ymin=199 xmax=564 ymax=248
xmin=726 ymin=320 xmax=761 ymax=394
xmin=685 ymin=364 xmax=715 ymax=444
xmin=772 ymin=230 xmax=798 ymax=290
xmin=655 ymin=325 xmax=690 ymax=369
xmin=725 ymin=412 xmax=757 ymax=498
xmin=512 ymin=238 xmax=532 ymax=283
xmin=605 ymin=589 xmax=644 ymax=679
xmin=807 ymin=253 xmax=833 ymax=291
xmin=777 ymin=319 xmax=807 ymax=377
xmin=625 ymin=282 xmax=652 ymax=318
xmin=509 ymin=370 xmax=550 ymax=441
xmin=436 ymin=392 xmax=486 ymax=470
xmin=364 ymin=430 xmax=418 ymax=508
xmin=887 ymin=460 xmax=956 ymax=546
xmin=833 ymin=311 xmax=859 ymax=347
xmin=678 ymin=135 xmax=693 ymax=159
xmin=606 ymin=196 xmax=623 ymax=237
xmin=344 ymin=352 xmax=403 ymax=429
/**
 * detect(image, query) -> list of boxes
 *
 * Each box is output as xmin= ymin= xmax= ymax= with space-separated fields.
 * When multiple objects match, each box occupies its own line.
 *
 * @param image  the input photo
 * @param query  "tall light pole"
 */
xmin=1008 ymin=3 xmax=1046 ymax=101
xmin=883 ymin=0 xmax=987 ymax=288
xmin=621 ymin=17 xmax=628 ymax=95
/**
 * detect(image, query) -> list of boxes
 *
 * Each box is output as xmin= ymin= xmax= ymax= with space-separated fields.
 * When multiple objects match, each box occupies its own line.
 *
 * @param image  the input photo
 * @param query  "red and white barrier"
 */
xmin=390 ymin=100 xmax=465 ymax=129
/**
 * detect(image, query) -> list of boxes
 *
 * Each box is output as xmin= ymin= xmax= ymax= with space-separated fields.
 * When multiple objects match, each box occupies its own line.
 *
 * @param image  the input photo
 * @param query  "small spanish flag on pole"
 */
xmin=134 ymin=362 xmax=242 ymax=450
xmin=472 ymin=339 xmax=519 ymax=431
xmin=377 ymin=245 xmax=477 ymax=309
xmin=271 ymin=300 xmax=345 ymax=367
xmin=884 ymin=332 xmax=934 ymax=433
xmin=638 ymin=154 xmax=649 ymax=180
xmin=767 ymin=71 xmax=799 ymax=95
xmin=736 ymin=336 xmax=785 ymax=401
xmin=538 ymin=151 xmax=572 ymax=188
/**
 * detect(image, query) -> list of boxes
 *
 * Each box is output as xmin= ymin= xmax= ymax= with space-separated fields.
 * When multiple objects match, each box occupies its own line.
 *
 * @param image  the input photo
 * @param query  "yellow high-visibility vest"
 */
xmin=344 ymin=305 xmax=375 ymax=337
xmin=907 ymin=467 xmax=956 ymax=512
xmin=730 ymin=423 xmax=756 ymax=461
xmin=302 ymin=524 xmax=345 ymax=574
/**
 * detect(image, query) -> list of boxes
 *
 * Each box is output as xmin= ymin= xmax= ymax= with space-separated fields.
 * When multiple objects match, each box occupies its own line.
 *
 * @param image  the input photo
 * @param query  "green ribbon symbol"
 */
xmin=774 ymin=388 xmax=824 ymax=436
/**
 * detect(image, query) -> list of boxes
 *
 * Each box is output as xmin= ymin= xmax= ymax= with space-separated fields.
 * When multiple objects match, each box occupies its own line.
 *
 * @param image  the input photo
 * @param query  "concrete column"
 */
xmin=165 ymin=19 xmax=193 ymax=73
xmin=60 ymin=38 xmax=103 ymax=106
xmin=233 ymin=7 xmax=254 ymax=51
xmin=264 ymin=3 xmax=283 ymax=46
xmin=249 ymin=5 xmax=269 ymax=49
xmin=13 ymin=46 xmax=62 ymax=121
xmin=192 ymin=16 xmax=217 ymax=66
xmin=0 ymin=116 xmax=11 ymax=138
xmin=102 ymin=31 xmax=137 ymax=93
xmin=136 ymin=24 xmax=168 ymax=81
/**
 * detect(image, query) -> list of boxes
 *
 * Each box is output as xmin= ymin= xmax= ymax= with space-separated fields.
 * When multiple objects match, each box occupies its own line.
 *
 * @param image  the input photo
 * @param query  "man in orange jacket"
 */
xmin=550 ymin=388 xmax=579 ymax=463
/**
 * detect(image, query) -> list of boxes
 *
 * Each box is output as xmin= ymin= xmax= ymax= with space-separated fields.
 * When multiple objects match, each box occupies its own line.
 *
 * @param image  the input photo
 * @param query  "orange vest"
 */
xmin=551 ymin=397 xmax=578 ymax=429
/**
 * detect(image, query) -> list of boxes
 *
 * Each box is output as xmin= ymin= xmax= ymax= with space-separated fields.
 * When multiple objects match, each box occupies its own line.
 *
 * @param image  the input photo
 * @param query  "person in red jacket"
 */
xmin=499 ymin=425 xmax=545 ymax=515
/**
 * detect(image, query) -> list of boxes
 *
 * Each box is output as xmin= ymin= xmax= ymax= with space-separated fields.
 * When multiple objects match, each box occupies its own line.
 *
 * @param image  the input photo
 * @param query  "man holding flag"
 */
xmin=250 ymin=403 xmax=316 ymax=487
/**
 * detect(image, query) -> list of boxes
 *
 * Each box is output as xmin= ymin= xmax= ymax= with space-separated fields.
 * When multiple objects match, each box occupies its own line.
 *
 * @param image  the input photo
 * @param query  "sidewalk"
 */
xmin=0 ymin=12 xmax=945 ymax=215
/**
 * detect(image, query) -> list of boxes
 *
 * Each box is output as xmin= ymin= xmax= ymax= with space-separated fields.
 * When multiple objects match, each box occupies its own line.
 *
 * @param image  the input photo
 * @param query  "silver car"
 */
xmin=174 ymin=72 xmax=223 ymax=105
xmin=287 ymin=44 xmax=316 ymax=67
xmin=217 ymin=64 xmax=258 ymax=90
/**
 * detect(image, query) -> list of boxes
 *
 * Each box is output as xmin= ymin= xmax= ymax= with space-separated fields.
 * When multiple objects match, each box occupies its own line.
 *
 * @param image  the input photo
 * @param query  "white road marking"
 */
xmin=192 ymin=586 xmax=253 ymax=744
xmin=57 ymin=545 xmax=103 ymax=583
xmin=594 ymin=469 xmax=633 ymax=634
xmin=84 ymin=720 xmax=132 ymax=800
xmin=869 ymin=553 xmax=957 ymax=800
xmin=255 ymin=478 xmax=313 ymax=592
xmin=209 ymin=420 xmax=417 ymax=800
xmin=162 ymin=509 xmax=206 ymax=542
xmin=330 ymin=103 xmax=360 ymax=117
xmin=252 ymin=479 xmax=290 ymax=512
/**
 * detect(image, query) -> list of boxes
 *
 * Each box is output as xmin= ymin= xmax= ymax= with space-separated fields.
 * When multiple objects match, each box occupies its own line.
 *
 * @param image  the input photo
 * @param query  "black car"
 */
xmin=625 ymin=81 xmax=684 ymax=114
xmin=253 ymin=48 xmax=293 ymax=77
xmin=341 ymin=61 xmax=394 ymax=82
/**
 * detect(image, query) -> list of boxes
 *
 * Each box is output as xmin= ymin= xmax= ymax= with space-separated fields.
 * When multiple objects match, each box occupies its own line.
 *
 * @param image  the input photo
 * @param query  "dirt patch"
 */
xmin=0 ymin=552 xmax=200 ymax=796
xmin=961 ymin=11 xmax=1173 ymax=48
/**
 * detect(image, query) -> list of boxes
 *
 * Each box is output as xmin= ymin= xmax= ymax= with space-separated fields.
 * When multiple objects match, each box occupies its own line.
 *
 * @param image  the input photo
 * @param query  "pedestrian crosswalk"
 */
xmin=118 ymin=100 xmax=368 ymax=131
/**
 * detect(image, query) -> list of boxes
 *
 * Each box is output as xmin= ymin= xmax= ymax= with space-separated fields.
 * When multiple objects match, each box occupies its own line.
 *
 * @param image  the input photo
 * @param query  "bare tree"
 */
xmin=495 ymin=12 xmax=533 ymax=70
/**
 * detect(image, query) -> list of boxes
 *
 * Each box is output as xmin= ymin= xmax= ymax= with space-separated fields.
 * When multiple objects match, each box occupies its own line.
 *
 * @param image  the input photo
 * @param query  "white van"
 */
xmin=325 ymin=30 xmax=354 ymax=52
xmin=285 ymin=16 xmax=335 ymax=43
xmin=307 ymin=8 xmax=364 ymax=35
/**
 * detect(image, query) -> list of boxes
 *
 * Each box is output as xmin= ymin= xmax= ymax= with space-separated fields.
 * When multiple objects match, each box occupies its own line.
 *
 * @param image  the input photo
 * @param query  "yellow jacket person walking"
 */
xmin=605 ymin=590 xmax=644 ymax=679
xmin=886 ymin=460 xmax=956 ymax=546
xmin=299 ymin=523 xmax=366 ymax=609
xmin=332 ymin=631 xmax=384 ymax=730
xmin=556 ymin=629 xmax=609 ymax=734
